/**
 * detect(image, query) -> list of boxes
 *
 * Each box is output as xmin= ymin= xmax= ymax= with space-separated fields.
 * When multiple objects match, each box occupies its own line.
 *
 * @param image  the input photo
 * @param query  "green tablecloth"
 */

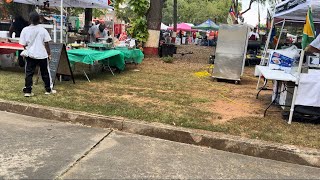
xmin=115 ymin=47 xmax=144 ymax=64
xmin=67 ymin=49 xmax=125 ymax=71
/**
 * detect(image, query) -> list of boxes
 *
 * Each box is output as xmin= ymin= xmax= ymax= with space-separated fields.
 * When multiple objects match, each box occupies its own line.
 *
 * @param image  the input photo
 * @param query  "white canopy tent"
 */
xmin=13 ymin=0 xmax=113 ymax=43
xmin=257 ymin=0 xmax=320 ymax=124
xmin=161 ymin=23 xmax=169 ymax=30
xmin=274 ymin=0 xmax=320 ymax=22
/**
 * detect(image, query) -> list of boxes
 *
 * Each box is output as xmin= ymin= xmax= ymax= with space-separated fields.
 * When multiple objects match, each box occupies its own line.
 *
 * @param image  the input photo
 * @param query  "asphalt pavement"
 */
xmin=1 ymin=111 xmax=320 ymax=179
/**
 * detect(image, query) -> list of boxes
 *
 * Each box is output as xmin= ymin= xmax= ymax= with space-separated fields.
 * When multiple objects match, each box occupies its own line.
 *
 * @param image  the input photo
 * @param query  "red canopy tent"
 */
xmin=0 ymin=42 xmax=24 ymax=54
xmin=168 ymin=23 xmax=198 ymax=32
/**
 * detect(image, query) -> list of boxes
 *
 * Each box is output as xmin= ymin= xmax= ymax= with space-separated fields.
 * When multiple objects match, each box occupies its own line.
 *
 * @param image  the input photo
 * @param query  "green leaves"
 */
xmin=128 ymin=16 xmax=149 ymax=43
xmin=114 ymin=0 xmax=150 ymax=43
xmin=162 ymin=0 xmax=236 ymax=25
xmin=129 ymin=0 xmax=149 ymax=15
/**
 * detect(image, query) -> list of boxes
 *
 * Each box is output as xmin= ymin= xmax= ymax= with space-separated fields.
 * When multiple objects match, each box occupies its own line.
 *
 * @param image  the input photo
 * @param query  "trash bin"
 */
xmin=159 ymin=43 xmax=175 ymax=57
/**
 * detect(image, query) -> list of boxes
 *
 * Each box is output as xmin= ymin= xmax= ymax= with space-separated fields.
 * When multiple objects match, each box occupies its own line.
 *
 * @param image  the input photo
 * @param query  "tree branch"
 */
xmin=240 ymin=0 xmax=254 ymax=15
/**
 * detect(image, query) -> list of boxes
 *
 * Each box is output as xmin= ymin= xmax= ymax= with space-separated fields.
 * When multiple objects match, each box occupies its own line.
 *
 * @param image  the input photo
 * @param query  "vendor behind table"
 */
xmin=88 ymin=21 xmax=109 ymax=43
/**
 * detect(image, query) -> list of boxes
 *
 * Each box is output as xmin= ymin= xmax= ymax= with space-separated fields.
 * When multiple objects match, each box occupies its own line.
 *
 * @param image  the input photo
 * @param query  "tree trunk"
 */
xmin=4 ymin=3 xmax=34 ymax=20
xmin=15 ymin=3 xmax=33 ymax=20
xmin=144 ymin=0 xmax=165 ymax=56
xmin=172 ymin=0 xmax=177 ymax=43
xmin=84 ymin=8 xmax=93 ymax=34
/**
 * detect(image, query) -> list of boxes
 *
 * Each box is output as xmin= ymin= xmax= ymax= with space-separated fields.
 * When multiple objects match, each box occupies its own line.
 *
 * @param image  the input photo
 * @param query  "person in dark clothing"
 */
xmin=179 ymin=30 xmax=182 ymax=44
xmin=9 ymin=15 xmax=29 ymax=38
xmin=9 ymin=16 xmax=29 ymax=67
xmin=19 ymin=11 xmax=55 ymax=97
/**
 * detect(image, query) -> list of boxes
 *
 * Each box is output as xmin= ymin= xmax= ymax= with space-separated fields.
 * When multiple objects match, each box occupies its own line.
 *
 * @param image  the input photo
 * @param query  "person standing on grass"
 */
xmin=19 ymin=11 xmax=56 ymax=97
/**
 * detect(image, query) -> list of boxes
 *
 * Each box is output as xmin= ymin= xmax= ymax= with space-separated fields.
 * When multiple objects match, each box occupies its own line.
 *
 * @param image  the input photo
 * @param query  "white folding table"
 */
xmin=256 ymin=66 xmax=297 ymax=117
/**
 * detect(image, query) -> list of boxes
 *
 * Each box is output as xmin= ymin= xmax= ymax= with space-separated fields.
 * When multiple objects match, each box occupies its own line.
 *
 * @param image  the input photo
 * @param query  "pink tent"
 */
xmin=168 ymin=23 xmax=198 ymax=32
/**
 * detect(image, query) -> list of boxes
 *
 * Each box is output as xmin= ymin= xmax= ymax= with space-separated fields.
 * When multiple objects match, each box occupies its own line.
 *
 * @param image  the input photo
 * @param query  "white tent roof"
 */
xmin=161 ymin=23 xmax=169 ymax=30
xmin=274 ymin=0 xmax=320 ymax=23
xmin=13 ymin=0 xmax=113 ymax=9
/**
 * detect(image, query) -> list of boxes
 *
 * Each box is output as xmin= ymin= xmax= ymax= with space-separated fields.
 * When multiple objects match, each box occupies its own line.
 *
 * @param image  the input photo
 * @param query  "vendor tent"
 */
xmin=168 ymin=23 xmax=197 ymax=32
xmin=257 ymin=0 xmax=320 ymax=124
xmin=274 ymin=0 xmax=320 ymax=22
xmin=14 ymin=0 xmax=112 ymax=8
xmin=13 ymin=0 xmax=113 ymax=43
xmin=161 ymin=23 xmax=169 ymax=30
xmin=193 ymin=19 xmax=219 ymax=30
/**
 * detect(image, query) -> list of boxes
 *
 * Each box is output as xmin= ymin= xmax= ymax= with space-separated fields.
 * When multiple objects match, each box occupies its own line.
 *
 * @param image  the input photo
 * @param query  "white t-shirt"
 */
xmin=19 ymin=25 xmax=52 ymax=59
xmin=310 ymin=34 xmax=320 ymax=49
xmin=248 ymin=32 xmax=260 ymax=40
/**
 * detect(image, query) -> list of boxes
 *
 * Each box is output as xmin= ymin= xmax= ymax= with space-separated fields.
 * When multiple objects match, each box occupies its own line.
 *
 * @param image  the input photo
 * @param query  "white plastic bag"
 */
xmin=268 ymin=45 xmax=300 ymax=72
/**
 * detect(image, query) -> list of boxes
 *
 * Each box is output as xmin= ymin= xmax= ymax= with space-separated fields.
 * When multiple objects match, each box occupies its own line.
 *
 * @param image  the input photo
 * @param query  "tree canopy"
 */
xmin=162 ymin=0 xmax=237 ymax=25
xmin=162 ymin=0 xmax=281 ymax=26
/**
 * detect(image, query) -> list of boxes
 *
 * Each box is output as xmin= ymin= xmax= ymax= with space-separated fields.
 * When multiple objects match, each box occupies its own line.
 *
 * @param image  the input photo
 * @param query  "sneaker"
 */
xmin=24 ymin=93 xmax=34 ymax=97
xmin=45 ymin=89 xmax=57 ymax=95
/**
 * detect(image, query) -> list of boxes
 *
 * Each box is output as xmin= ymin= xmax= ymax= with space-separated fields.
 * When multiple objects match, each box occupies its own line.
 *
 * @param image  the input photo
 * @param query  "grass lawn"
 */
xmin=0 ymin=45 xmax=319 ymax=149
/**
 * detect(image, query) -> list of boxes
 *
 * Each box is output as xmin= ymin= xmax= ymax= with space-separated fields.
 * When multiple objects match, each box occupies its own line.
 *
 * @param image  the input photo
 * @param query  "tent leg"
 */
xmin=53 ymin=20 xmax=57 ymax=43
xmin=275 ymin=19 xmax=285 ymax=50
xmin=288 ymin=50 xmax=305 ymax=124
xmin=256 ymin=18 xmax=274 ymax=90
xmin=60 ymin=0 xmax=63 ymax=43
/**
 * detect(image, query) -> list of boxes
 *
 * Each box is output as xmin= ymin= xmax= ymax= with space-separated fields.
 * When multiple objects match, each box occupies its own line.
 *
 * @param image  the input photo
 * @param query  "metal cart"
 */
xmin=212 ymin=24 xmax=250 ymax=84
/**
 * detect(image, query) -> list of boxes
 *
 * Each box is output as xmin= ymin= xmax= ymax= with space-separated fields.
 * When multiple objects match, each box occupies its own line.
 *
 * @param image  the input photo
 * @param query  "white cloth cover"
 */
xmin=295 ymin=70 xmax=320 ymax=106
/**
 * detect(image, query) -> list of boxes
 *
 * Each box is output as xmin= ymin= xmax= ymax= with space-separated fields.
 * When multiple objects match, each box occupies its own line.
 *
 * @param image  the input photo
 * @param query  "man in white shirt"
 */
xmin=248 ymin=27 xmax=260 ymax=41
xmin=305 ymin=34 xmax=320 ymax=53
xmin=88 ymin=22 xmax=108 ymax=42
xmin=19 ymin=11 xmax=55 ymax=97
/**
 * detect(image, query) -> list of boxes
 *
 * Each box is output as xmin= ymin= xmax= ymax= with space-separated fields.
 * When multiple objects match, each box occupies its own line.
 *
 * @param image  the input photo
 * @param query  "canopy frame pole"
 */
xmin=112 ymin=10 xmax=115 ymax=38
xmin=256 ymin=18 xmax=274 ymax=90
xmin=53 ymin=19 xmax=57 ymax=43
xmin=288 ymin=50 xmax=305 ymax=124
xmin=60 ymin=0 xmax=63 ymax=43
xmin=275 ymin=19 xmax=286 ymax=50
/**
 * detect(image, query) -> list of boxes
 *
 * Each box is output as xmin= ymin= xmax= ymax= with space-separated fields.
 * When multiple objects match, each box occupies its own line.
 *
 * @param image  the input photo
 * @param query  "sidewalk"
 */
xmin=1 ymin=111 xmax=320 ymax=179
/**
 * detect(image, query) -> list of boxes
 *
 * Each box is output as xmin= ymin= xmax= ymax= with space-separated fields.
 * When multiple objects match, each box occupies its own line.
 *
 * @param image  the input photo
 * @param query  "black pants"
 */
xmin=23 ymin=57 xmax=52 ymax=93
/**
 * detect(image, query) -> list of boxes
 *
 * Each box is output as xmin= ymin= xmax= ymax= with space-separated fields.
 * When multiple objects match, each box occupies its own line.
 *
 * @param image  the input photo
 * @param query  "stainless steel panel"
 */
xmin=212 ymin=53 xmax=244 ymax=81
xmin=213 ymin=24 xmax=249 ymax=81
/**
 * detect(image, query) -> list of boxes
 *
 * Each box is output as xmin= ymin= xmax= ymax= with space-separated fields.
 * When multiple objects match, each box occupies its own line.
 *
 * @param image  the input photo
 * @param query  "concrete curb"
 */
xmin=0 ymin=99 xmax=319 ymax=168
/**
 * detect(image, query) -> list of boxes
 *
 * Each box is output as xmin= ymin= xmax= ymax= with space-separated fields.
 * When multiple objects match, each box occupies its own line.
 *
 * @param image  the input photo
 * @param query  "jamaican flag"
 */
xmin=302 ymin=7 xmax=315 ymax=49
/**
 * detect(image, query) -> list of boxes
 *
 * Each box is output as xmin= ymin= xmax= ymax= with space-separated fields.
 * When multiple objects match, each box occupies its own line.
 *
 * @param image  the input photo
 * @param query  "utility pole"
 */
xmin=172 ymin=0 xmax=177 ymax=43
xmin=236 ymin=0 xmax=239 ymax=18
xmin=84 ymin=8 xmax=93 ymax=34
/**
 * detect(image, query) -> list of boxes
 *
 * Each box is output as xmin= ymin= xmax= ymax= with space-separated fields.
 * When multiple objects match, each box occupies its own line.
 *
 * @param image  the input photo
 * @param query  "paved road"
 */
xmin=0 ymin=111 xmax=320 ymax=179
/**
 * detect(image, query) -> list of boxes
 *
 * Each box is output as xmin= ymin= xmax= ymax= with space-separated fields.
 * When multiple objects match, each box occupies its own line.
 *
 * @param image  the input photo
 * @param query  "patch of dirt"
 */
xmin=209 ymin=99 xmax=263 ymax=124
